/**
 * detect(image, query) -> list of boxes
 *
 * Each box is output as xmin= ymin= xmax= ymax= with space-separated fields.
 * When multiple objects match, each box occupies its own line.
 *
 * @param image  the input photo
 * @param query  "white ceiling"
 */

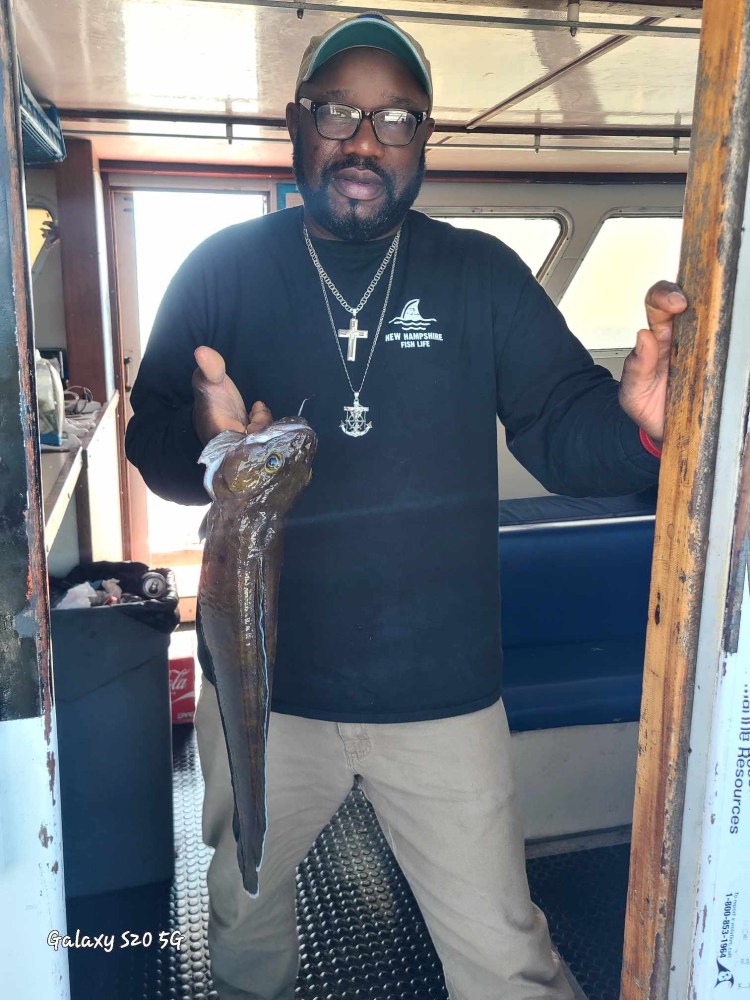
xmin=15 ymin=1 xmax=700 ymax=173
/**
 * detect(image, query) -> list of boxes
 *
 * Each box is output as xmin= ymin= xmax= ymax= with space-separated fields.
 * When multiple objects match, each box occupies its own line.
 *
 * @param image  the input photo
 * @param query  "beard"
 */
xmin=292 ymin=132 xmax=425 ymax=242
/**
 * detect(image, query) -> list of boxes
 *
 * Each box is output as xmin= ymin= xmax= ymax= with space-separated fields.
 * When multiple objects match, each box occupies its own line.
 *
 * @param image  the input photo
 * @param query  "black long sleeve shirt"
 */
xmin=126 ymin=207 xmax=659 ymax=722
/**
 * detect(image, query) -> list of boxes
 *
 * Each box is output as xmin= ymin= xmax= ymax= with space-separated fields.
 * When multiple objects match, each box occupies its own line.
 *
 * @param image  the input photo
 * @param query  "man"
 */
xmin=125 ymin=12 xmax=686 ymax=999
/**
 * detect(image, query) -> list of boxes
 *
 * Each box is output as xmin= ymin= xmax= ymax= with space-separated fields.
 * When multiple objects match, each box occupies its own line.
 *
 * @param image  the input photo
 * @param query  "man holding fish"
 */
xmin=126 ymin=11 xmax=687 ymax=1000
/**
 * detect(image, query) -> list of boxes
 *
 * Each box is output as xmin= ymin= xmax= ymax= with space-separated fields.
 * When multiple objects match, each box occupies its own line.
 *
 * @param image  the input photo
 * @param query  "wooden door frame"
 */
xmin=621 ymin=0 xmax=750 ymax=995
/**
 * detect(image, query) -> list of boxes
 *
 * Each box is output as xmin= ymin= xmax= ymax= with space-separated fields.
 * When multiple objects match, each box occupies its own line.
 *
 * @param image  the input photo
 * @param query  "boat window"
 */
xmin=134 ymin=190 xmax=267 ymax=354
xmin=430 ymin=215 xmax=563 ymax=277
xmin=559 ymin=215 xmax=683 ymax=351
xmin=130 ymin=189 xmax=268 ymax=586
xmin=26 ymin=206 xmax=56 ymax=271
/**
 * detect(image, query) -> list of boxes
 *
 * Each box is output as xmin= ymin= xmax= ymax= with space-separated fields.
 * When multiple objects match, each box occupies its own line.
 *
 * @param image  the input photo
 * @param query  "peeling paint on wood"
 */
xmin=0 ymin=8 xmax=69 ymax=988
xmin=47 ymin=749 xmax=56 ymax=805
xmin=621 ymin=0 xmax=750 ymax=997
xmin=0 ymin=0 xmax=53 ymax=729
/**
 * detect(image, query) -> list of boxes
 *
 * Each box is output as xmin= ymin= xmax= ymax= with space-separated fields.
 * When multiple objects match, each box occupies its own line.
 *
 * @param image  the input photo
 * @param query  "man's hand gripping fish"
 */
xmin=197 ymin=416 xmax=317 ymax=896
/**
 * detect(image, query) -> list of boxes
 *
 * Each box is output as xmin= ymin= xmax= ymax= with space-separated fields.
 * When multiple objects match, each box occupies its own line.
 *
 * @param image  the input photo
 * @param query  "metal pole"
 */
xmin=0 ymin=0 xmax=70 ymax=995
xmin=56 ymin=107 xmax=693 ymax=143
xmin=186 ymin=0 xmax=702 ymax=38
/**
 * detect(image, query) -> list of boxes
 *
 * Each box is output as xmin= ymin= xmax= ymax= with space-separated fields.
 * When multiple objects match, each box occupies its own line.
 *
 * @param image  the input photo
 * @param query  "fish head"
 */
xmin=206 ymin=417 xmax=317 ymax=511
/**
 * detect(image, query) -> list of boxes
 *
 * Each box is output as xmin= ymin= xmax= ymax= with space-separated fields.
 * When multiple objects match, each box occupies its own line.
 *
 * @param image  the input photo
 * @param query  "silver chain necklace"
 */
xmin=304 ymin=224 xmax=399 ymax=364
xmin=304 ymin=225 xmax=401 ymax=437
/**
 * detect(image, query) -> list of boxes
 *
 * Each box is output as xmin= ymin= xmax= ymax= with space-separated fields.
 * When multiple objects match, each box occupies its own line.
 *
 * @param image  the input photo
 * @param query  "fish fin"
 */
xmin=197 ymin=510 xmax=209 ymax=543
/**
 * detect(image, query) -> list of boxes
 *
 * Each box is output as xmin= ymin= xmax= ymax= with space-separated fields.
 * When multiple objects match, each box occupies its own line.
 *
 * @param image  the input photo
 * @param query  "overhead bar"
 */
xmin=443 ymin=0 xmax=700 ymax=13
xmin=58 ymin=108 xmax=692 ymax=140
xmin=431 ymin=141 xmax=688 ymax=153
xmin=194 ymin=0 xmax=701 ymax=38
xmin=62 ymin=126 xmax=691 ymax=155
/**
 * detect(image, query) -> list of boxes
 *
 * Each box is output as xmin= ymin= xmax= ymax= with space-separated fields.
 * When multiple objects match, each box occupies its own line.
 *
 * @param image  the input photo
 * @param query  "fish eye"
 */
xmin=265 ymin=452 xmax=284 ymax=474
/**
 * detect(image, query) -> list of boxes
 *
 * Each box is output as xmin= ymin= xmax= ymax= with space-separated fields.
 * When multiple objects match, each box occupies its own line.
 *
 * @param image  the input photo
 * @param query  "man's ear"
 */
xmin=286 ymin=102 xmax=299 ymax=142
xmin=424 ymin=117 xmax=435 ymax=143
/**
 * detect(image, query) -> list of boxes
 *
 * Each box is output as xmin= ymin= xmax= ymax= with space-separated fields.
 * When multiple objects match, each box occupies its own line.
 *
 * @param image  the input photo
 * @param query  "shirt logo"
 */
xmin=388 ymin=298 xmax=437 ymax=331
xmin=385 ymin=298 xmax=443 ymax=349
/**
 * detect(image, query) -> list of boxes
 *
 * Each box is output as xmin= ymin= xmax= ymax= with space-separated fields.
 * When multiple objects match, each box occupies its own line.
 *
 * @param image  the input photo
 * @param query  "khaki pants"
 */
xmin=195 ymin=680 xmax=573 ymax=1000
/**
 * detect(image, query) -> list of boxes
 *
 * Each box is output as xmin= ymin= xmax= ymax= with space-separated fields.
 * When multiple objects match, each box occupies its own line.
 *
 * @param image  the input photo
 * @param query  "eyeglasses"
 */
xmin=298 ymin=98 xmax=427 ymax=147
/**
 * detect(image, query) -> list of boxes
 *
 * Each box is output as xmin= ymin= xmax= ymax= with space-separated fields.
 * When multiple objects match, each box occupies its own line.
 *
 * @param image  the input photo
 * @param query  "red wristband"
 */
xmin=639 ymin=427 xmax=662 ymax=458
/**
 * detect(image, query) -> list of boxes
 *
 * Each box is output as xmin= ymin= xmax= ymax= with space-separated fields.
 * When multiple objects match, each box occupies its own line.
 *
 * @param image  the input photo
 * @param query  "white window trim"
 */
xmin=422 ymin=205 xmax=571 ymax=283
xmin=557 ymin=206 xmax=684 ymax=302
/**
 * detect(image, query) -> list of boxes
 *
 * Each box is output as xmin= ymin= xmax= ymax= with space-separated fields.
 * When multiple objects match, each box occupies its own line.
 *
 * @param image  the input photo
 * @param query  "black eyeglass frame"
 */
xmin=298 ymin=97 xmax=428 ymax=147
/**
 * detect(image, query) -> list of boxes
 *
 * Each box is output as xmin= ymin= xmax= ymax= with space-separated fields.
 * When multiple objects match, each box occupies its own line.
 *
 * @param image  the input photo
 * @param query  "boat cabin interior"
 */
xmin=2 ymin=1 xmax=714 ymax=998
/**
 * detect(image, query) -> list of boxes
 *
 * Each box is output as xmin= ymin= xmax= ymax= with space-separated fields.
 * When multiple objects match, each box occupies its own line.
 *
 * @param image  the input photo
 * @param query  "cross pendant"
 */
xmin=338 ymin=316 xmax=369 ymax=362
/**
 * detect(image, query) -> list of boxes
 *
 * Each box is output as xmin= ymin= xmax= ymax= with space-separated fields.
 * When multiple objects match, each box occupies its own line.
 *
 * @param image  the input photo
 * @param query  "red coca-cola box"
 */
xmin=169 ymin=656 xmax=196 ymax=725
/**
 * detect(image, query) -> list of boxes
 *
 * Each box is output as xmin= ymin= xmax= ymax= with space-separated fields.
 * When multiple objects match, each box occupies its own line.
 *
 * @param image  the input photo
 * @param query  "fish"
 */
xmin=196 ymin=416 xmax=317 ymax=896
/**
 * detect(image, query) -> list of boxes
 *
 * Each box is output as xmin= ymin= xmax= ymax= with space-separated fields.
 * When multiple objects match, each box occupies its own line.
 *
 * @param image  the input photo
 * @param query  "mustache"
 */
xmin=321 ymin=156 xmax=392 ymax=189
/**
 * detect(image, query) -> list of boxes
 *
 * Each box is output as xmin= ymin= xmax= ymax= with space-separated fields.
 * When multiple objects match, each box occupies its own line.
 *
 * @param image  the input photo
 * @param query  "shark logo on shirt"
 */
xmin=388 ymin=299 xmax=437 ymax=331
xmin=385 ymin=298 xmax=443 ymax=349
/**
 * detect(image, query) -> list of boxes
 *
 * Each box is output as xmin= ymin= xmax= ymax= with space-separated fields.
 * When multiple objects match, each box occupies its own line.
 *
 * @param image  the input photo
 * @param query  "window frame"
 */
xmin=25 ymin=198 xmax=58 ymax=279
xmin=105 ymin=173 xmax=276 ymax=207
xmin=555 ymin=207 xmax=684 ymax=352
xmin=108 ymin=176 xmax=273 ymax=585
xmin=421 ymin=206 xmax=572 ymax=284
xmin=557 ymin=206 xmax=684 ymax=302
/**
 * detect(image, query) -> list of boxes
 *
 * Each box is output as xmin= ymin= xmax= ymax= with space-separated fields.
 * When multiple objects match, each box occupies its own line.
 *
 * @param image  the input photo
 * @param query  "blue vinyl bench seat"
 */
xmin=497 ymin=491 xmax=656 ymax=733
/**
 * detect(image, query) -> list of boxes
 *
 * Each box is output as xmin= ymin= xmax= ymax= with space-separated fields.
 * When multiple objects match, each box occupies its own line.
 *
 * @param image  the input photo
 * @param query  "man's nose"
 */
xmin=340 ymin=116 xmax=383 ymax=158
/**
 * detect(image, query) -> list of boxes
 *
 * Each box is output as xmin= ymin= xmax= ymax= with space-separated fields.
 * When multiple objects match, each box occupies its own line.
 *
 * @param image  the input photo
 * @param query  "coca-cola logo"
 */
xmin=171 ymin=691 xmax=194 ymax=707
xmin=169 ymin=663 xmax=195 ymax=723
xmin=170 ymin=668 xmax=191 ymax=693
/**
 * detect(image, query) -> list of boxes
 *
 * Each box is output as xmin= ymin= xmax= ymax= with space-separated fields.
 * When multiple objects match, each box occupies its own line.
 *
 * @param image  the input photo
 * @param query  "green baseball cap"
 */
xmin=295 ymin=12 xmax=433 ymax=114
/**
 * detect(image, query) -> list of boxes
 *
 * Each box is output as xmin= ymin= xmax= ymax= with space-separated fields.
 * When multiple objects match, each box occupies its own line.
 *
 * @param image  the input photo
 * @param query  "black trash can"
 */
xmin=50 ymin=562 xmax=179 ymax=897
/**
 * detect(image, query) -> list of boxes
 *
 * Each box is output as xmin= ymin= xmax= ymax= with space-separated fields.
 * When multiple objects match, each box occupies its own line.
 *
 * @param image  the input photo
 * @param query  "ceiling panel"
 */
xmin=421 ymin=22 xmax=633 ymax=123
xmin=427 ymin=145 xmax=689 ymax=172
xmin=16 ymin=0 xmax=266 ymax=114
xmin=427 ymin=130 xmax=689 ymax=169
xmin=63 ymin=117 xmax=290 ymax=143
xmin=80 ymin=131 xmax=294 ymax=169
xmin=487 ymin=21 xmax=699 ymax=128
xmin=15 ymin=0 xmax=697 ymax=172
xmin=15 ymin=1 xmax=665 ymax=121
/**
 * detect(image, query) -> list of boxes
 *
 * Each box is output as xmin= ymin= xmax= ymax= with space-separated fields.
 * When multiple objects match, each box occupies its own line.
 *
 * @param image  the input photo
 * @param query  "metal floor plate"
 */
xmin=65 ymin=726 xmax=629 ymax=1000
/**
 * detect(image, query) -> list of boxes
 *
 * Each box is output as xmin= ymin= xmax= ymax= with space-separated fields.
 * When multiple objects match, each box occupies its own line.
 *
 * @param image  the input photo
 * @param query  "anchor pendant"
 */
xmin=341 ymin=392 xmax=372 ymax=437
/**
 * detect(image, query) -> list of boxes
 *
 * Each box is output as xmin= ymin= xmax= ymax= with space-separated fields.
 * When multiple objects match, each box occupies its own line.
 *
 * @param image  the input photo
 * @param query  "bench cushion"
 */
xmin=498 ymin=492 xmax=655 ymax=732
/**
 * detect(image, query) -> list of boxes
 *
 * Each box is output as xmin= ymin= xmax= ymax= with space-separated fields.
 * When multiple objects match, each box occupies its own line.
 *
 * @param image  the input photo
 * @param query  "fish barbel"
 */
xmin=197 ymin=416 xmax=317 ymax=895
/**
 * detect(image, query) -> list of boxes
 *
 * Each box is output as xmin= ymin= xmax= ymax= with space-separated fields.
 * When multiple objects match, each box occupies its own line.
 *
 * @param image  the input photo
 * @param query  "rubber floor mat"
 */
xmin=526 ymin=845 xmax=630 ymax=1000
xmin=65 ymin=726 xmax=628 ymax=999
